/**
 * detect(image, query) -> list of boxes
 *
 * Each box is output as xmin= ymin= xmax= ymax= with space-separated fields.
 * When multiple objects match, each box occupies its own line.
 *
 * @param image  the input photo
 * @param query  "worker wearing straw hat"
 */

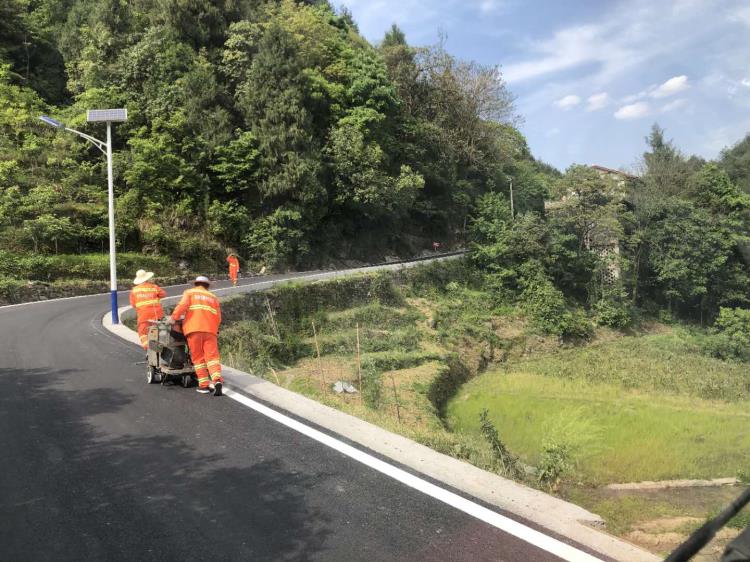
xmin=129 ymin=269 xmax=167 ymax=350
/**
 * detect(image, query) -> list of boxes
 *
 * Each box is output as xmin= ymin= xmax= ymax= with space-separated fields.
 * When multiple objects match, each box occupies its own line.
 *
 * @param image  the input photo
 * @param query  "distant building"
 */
xmin=590 ymin=164 xmax=638 ymax=181
xmin=545 ymin=165 xmax=639 ymax=284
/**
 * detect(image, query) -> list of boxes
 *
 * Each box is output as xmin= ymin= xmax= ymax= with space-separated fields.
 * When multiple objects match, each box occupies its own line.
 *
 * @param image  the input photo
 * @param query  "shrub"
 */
xmin=593 ymin=297 xmax=633 ymax=330
xmin=323 ymin=303 xmax=421 ymax=332
xmin=242 ymin=208 xmax=309 ymax=269
xmin=0 ymin=276 xmax=23 ymax=303
xmin=319 ymin=327 xmax=420 ymax=355
xmin=705 ymin=307 xmax=750 ymax=362
xmin=537 ymin=441 xmax=573 ymax=492
xmin=268 ymin=274 xmax=405 ymax=329
xmin=537 ymin=408 xmax=601 ymax=490
xmin=0 ymin=251 xmax=182 ymax=281
xmin=360 ymin=367 xmax=383 ymax=409
xmin=370 ymin=271 xmax=406 ymax=306
xmin=398 ymin=259 xmax=478 ymax=296
xmin=479 ymin=409 xmax=523 ymax=479
xmin=520 ymin=265 xmax=592 ymax=340
xmin=593 ymin=289 xmax=632 ymax=329
xmin=219 ymin=319 xmax=310 ymax=376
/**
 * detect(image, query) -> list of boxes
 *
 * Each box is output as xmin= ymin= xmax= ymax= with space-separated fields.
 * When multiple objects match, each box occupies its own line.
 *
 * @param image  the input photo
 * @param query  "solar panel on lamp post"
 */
xmin=39 ymin=109 xmax=128 ymax=324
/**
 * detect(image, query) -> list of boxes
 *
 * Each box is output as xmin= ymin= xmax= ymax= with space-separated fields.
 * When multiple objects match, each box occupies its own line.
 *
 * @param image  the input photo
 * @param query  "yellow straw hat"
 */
xmin=133 ymin=269 xmax=155 ymax=285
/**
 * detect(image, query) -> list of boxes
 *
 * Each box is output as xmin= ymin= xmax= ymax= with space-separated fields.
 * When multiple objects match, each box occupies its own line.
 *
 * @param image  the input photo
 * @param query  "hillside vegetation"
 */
xmin=1 ymin=0 xmax=552 ymax=274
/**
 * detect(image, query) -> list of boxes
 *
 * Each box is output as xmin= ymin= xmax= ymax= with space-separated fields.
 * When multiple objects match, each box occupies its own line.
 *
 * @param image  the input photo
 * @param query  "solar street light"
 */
xmin=39 ymin=115 xmax=64 ymax=128
xmin=87 ymin=109 xmax=128 ymax=123
xmin=39 ymin=110 xmax=128 ymax=324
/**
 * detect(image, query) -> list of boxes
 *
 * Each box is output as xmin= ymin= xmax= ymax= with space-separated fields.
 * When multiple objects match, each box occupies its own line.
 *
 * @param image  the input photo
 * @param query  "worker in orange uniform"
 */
xmin=168 ymin=276 xmax=224 ymax=396
xmin=227 ymin=253 xmax=240 ymax=286
xmin=130 ymin=269 xmax=167 ymax=350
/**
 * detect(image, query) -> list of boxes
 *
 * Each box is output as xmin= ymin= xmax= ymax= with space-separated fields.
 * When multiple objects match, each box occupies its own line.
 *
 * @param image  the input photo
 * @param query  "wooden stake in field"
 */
xmin=390 ymin=375 xmax=401 ymax=424
xmin=312 ymin=320 xmax=325 ymax=392
xmin=356 ymin=322 xmax=363 ymax=404
xmin=265 ymin=296 xmax=280 ymax=340
xmin=270 ymin=367 xmax=281 ymax=386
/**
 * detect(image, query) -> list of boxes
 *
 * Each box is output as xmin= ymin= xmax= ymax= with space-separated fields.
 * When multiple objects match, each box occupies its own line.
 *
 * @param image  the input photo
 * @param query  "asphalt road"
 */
xmin=0 ymin=271 xmax=589 ymax=561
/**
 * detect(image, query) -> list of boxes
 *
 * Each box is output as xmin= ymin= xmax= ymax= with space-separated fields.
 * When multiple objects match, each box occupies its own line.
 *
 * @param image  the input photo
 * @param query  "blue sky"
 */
xmin=339 ymin=0 xmax=750 ymax=172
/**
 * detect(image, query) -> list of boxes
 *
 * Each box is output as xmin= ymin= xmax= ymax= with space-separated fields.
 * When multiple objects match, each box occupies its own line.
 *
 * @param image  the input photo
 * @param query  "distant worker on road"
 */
xmin=168 ymin=276 xmax=224 ymax=396
xmin=130 ymin=269 xmax=166 ymax=350
xmin=227 ymin=253 xmax=240 ymax=287
xmin=432 ymin=241 xmax=442 ymax=252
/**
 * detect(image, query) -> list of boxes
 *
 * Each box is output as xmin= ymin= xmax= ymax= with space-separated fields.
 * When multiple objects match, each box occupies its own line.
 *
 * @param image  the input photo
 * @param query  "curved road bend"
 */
xmin=1 ymin=271 xmax=602 ymax=561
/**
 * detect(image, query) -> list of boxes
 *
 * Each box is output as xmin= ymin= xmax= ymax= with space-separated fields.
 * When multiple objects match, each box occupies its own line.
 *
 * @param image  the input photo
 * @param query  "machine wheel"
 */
xmin=181 ymin=374 xmax=192 ymax=388
xmin=146 ymin=365 xmax=160 ymax=384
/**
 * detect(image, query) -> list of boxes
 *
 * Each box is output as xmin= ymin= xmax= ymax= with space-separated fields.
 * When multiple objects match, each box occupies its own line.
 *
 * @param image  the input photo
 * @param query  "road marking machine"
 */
xmin=145 ymin=319 xmax=197 ymax=388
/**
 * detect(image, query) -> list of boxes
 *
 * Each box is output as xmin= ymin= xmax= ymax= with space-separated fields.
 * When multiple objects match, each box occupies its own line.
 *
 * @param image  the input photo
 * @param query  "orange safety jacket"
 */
xmin=227 ymin=255 xmax=239 ymax=272
xmin=129 ymin=282 xmax=167 ymax=323
xmin=171 ymin=286 xmax=222 ymax=335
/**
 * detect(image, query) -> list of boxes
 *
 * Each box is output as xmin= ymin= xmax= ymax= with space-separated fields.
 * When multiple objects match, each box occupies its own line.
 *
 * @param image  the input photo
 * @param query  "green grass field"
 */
xmin=447 ymin=330 xmax=750 ymax=484
xmin=508 ymin=327 xmax=750 ymax=401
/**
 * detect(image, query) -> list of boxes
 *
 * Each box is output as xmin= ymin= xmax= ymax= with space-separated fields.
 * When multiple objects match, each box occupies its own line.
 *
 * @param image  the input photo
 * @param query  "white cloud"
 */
xmin=729 ymin=5 xmax=750 ymax=27
xmin=503 ymin=23 xmax=616 ymax=83
xmin=614 ymin=102 xmax=651 ymax=120
xmin=742 ymin=78 xmax=750 ymax=87
xmin=586 ymin=92 xmax=609 ymax=111
xmin=622 ymin=89 xmax=649 ymax=103
xmin=555 ymin=94 xmax=581 ymax=109
xmin=661 ymin=98 xmax=687 ymax=112
xmin=479 ymin=0 xmax=502 ymax=13
xmin=651 ymin=75 xmax=690 ymax=98
xmin=501 ymin=2 xmax=711 ymax=85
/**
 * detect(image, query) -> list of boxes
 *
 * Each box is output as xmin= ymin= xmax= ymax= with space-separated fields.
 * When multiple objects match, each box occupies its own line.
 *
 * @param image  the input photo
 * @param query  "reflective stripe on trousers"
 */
xmin=187 ymin=332 xmax=223 ymax=388
xmin=137 ymin=322 xmax=151 ymax=350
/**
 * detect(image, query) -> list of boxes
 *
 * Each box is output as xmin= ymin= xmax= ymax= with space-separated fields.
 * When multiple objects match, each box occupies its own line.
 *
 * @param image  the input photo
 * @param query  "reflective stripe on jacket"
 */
xmin=171 ymin=286 xmax=222 ymax=335
xmin=129 ymin=282 xmax=166 ymax=322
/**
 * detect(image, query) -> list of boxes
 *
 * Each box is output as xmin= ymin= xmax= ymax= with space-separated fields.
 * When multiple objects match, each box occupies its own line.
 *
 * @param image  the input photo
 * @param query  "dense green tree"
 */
xmin=646 ymin=200 xmax=732 ymax=317
xmin=720 ymin=134 xmax=750 ymax=194
xmin=641 ymin=123 xmax=691 ymax=196
xmin=238 ymin=22 xmax=323 ymax=207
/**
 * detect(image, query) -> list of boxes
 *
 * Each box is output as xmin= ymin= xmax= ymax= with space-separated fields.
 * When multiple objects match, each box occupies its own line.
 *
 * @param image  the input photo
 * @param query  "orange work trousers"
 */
xmin=137 ymin=322 xmax=151 ymax=350
xmin=187 ymin=332 xmax=223 ymax=389
xmin=229 ymin=266 xmax=239 ymax=283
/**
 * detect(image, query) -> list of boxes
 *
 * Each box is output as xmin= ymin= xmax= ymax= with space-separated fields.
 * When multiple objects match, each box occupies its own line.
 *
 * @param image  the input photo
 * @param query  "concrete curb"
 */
xmin=607 ymin=477 xmax=740 ymax=490
xmin=103 ymin=263 xmax=659 ymax=562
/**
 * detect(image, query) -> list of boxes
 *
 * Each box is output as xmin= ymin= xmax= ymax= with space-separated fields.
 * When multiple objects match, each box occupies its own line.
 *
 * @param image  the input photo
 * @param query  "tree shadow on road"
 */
xmin=0 ymin=366 xmax=330 ymax=561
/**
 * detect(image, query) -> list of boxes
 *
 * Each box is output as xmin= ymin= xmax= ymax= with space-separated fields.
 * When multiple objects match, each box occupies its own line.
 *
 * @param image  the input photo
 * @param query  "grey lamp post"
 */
xmin=39 ymin=109 xmax=128 ymax=324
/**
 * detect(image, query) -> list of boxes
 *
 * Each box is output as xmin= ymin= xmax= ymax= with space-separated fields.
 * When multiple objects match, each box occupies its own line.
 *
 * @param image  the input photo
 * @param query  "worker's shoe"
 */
xmin=196 ymin=387 xmax=210 ymax=394
xmin=213 ymin=382 xmax=223 ymax=397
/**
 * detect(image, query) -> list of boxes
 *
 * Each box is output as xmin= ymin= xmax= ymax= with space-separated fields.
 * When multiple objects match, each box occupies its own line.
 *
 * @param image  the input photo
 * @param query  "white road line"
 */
xmin=0 ymin=254 xmax=462 ymax=312
xmin=0 ymin=271 xmax=343 ymax=311
xmin=224 ymin=389 xmax=603 ymax=562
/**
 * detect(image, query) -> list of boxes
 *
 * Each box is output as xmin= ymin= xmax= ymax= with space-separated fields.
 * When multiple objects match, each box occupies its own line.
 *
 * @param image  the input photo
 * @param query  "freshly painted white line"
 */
xmin=224 ymin=389 xmax=603 ymax=562
xmin=1 ymin=253 xmax=462 ymax=312
xmin=0 ymin=276 xmax=283 ymax=311
xmin=0 ymin=289 xmax=116 ymax=310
